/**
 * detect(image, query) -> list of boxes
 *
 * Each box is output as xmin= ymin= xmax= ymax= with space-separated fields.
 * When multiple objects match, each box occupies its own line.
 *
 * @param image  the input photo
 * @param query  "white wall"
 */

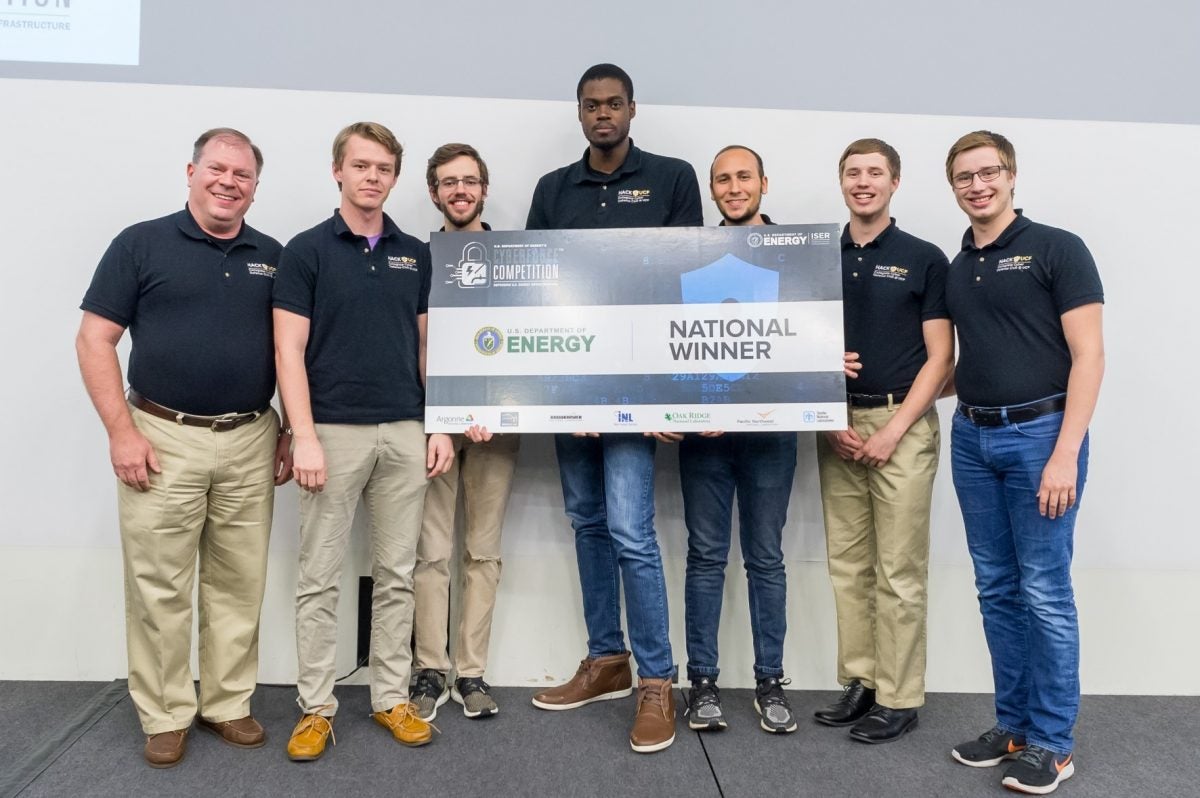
xmin=1 ymin=78 xmax=1196 ymax=693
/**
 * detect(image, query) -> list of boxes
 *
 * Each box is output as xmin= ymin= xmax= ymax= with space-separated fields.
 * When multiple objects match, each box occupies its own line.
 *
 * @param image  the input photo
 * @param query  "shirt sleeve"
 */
xmin=417 ymin=242 xmax=432 ymax=315
xmin=525 ymin=175 xmax=551 ymax=231
xmin=80 ymin=234 xmax=139 ymax=328
xmin=1049 ymin=233 xmax=1104 ymax=314
xmin=272 ymin=240 xmax=317 ymax=318
xmin=667 ymin=163 xmax=704 ymax=227
xmin=920 ymin=248 xmax=951 ymax=321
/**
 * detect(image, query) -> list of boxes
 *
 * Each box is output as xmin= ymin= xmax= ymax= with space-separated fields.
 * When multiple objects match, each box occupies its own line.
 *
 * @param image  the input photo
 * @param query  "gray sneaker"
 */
xmin=685 ymin=677 xmax=727 ymax=731
xmin=452 ymin=677 xmax=499 ymax=718
xmin=754 ymin=677 xmax=797 ymax=734
xmin=409 ymin=669 xmax=449 ymax=721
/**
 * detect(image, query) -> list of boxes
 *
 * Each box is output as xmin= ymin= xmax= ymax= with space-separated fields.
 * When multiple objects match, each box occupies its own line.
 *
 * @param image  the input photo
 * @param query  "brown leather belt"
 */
xmin=128 ymin=389 xmax=266 ymax=432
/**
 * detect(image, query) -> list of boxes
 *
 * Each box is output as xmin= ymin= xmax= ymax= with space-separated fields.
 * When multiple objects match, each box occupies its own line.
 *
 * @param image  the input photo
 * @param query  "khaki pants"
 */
xmin=294 ymin=420 xmax=427 ymax=716
xmin=413 ymin=433 xmax=519 ymax=678
xmin=817 ymin=404 xmax=940 ymax=709
xmin=119 ymin=405 xmax=277 ymax=734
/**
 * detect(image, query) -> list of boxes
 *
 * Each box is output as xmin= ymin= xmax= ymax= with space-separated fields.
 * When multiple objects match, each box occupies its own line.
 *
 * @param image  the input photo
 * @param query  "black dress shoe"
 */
xmin=848 ymin=705 xmax=919 ymax=744
xmin=813 ymin=681 xmax=876 ymax=727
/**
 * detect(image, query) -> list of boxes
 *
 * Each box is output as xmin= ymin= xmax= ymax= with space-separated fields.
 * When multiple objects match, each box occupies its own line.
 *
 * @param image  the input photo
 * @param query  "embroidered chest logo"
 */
xmin=617 ymin=188 xmax=651 ymax=204
xmin=388 ymin=255 xmax=419 ymax=272
xmin=246 ymin=263 xmax=276 ymax=278
xmin=872 ymin=264 xmax=909 ymax=281
xmin=996 ymin=255 xmax=1033 ymax=272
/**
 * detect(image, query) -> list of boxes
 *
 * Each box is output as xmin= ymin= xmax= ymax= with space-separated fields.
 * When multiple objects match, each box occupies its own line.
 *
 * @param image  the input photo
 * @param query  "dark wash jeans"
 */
xmin=679 ymin=431 xmax=797 ymax=682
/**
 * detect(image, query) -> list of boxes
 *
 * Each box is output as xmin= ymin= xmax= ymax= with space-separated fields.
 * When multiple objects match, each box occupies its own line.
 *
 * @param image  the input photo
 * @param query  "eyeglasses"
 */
xmin=437 ymin=177 xmax=483 ymax=190
xmin=952 ymin=165 xmax=1009 ymax=189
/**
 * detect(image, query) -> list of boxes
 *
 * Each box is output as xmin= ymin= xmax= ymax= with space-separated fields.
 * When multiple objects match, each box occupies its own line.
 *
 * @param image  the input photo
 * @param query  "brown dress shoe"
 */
xmin=630 ymin=678 xmax=676 ymax=753
xmin=144 ymin=729 xmax=188 ymax=768
xmin=531 ymin=651 xmax=633 ymax=710
xmin=198 ymin=715 xmax=266 ymax=748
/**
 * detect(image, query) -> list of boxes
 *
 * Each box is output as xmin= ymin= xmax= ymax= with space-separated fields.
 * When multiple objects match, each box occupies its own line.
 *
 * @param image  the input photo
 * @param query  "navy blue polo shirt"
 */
xmin=273 ymin=210 xmax=431 ymax=424
xmin=946 ymin=211 xmax=1104 ymax=407
xmin=526 ymin=141 xmax=703 ymax=230
xmin=80 ymin=207 xmax=281 ymax=416
xmin=841 ymin=220 xmax=950 ymax=396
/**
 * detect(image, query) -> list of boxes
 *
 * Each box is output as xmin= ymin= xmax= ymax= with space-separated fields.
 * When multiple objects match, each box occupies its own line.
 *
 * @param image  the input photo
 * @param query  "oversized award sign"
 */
xmin=425 ymin=224 xmax=847 ymax=433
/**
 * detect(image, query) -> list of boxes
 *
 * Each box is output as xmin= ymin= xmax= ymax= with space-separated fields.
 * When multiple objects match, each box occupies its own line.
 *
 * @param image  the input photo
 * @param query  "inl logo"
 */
xmin=614 ymin=411 xmax=635 ymax=424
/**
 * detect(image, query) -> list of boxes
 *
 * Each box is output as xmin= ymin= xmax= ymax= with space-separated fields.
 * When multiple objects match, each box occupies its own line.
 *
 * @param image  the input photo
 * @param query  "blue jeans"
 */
xmin=554 ymin=433 xmax=673 ymax=679
xmin=679 ymin=431 xmax=797 ymax=682
xmin=951 ymin=408 xmax=1089 ymax=755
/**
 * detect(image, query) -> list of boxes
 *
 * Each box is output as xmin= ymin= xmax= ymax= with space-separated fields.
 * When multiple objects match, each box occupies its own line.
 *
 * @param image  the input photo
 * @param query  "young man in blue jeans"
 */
xmin=943 ymin=131 xmax=1104 ymax=795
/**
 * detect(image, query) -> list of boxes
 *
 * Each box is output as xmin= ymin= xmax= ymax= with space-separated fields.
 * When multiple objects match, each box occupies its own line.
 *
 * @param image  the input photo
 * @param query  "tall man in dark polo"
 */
xmin=410 ymin=143 xmax=520 ymax=721
xmin=77 ymin=128 xmax=290 ymax=768
xmin=525 ymin=63 xmax=703 ymax=754
xmin=812 ymin=138 xmax=953 ymax=744
xmin=274 ymin=122 xmax=453 ymax=760
xmin=678 ymin=145 xmax=799 ymax=736
xmin=944 ymin=131 xmax=1103 ymax=795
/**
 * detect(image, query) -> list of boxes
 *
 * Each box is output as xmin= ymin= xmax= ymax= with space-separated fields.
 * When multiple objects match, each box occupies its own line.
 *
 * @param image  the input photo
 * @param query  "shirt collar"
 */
xmin=567 ymin=140 xmax=644 ymax=185
xmin=959 ymin=209 xmax=1029 ymax=251
xmin=333 ymin=208 xmax=403 ymax=241
xmin=177 ymin=204 xmax=255 ymax=247
xmin=439 ymin=221 xmax=492 ymax=233
xmin=840 ymin=217 xmax=896 ymax=250
xmin=718 ymin=213 xmax=775 ymax=227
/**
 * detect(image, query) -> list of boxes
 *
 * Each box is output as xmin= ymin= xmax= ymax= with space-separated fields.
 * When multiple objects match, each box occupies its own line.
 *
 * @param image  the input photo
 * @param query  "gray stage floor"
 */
xmin=1 ymin=681 xmax=1194 ymax=797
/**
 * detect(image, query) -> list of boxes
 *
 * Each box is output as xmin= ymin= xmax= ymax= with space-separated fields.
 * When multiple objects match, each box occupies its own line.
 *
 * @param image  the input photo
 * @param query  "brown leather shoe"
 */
xmin=197 ymin=715 xmax=266 ymax=749
xmin=144 ymin=728 xmax=188 ymax=768
xmin=287 ymin=714 xmax=334 ymax=762
xmin=630 ymin=678 xmax=676 ymax=753
xmin=531 ymin=651 xmax=633 ymax=710
xmin=373 ymin=702 xmax=434 ymax=747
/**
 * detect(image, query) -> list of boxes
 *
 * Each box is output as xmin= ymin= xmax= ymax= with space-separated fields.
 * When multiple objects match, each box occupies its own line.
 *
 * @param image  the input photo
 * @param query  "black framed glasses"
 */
xmin=952 ymin=165 xmax=1009 ymax=189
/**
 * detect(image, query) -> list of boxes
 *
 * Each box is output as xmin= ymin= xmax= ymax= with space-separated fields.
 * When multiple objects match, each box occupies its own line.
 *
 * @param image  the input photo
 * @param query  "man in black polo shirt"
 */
xmin=525 ymin=63 xmax=702 ymax=754
xmin=77 ymin=128 xmax=290 ymax=768
xmin=678 ymin=145 xmax=799 ymax=736
xmin=812 ymin=138 xmax=953 ymax=745
xmin=410 ymin=143 xmax=519 ymax=721
xmin=274 ymin=122 xmax=453 ymax=760
xmin=943 ymin=131 xmax=1104 ymax=795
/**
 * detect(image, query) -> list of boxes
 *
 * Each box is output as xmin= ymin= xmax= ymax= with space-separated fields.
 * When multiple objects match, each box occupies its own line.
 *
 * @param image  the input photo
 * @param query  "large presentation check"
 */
xmin=425 ymin=225 xmax=847 ymax=433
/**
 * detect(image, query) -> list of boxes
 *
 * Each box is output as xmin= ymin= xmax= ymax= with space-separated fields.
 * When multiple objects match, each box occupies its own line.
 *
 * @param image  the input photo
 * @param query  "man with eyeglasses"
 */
xmin=811 ymin=138 xmax=953 ymax=745
xmin=525 ymin=62 xmax=703 ymax=754
xmin=943 ymin=131 xmax=1104 ymax=795
xmin=678 ymin=144 xmax=800 ymax=736
xmin=409 ymin=143 xmax=520 ymax=722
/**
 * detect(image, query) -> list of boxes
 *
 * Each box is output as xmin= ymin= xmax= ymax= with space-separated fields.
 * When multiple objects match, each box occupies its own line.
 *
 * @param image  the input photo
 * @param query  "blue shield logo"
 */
xmin=680 ymin=253 xmax=780 ymax=381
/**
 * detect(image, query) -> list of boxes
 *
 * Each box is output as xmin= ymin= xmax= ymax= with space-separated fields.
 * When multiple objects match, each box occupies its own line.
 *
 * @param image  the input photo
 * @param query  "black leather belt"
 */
xmin=129 ymin=389 xmax=266 ymax=432
xmin=848 ymin=391 xmax=908 ymax=408
xmin=957 ymin=395 xmax=1067 ymax=427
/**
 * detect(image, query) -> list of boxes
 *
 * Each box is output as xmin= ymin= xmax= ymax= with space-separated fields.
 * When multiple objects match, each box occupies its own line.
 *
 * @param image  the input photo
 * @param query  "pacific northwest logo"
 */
xmin=474 ymin=326 xmax=504 ymax=355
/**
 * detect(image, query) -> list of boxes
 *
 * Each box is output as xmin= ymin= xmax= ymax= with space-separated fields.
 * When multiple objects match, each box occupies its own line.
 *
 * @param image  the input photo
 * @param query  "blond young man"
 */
xmin=814 ymin=138 xmax=953 ymax=744
xmin=944 ymin=131 xmax=1103 ymax=795
xmin=274 ymin=122 xmax=453 ymax=760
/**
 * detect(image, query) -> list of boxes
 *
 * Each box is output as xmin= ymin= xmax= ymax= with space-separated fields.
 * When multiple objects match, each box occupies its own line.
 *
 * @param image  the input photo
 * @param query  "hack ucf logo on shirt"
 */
xmin=246 ymin=262 xmax=276 ymax=278
xmin=996 ymin=255 xmax=1034 ymax=272
xmin=617 ymin=188 xmax=651 ymax=204
xmin=872 ymin=264 xmax=909 ymax=281
xmin=388 ymin=255 xmax=419 ymax=272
